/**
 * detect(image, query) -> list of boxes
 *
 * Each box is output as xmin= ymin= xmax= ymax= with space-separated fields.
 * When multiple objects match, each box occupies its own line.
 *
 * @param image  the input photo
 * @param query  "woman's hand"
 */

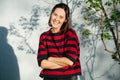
xmin=40 ymin=59 xmax=63 ymax=69
xmin=48 ymin=57 xmax=73 ymax=66
xmin=40 ymin=56 xmax=73 ymax=70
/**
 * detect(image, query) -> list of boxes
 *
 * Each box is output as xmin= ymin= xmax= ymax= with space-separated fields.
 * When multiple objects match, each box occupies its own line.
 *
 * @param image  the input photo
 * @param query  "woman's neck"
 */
xmin=51 ymin=28 xmax=60 ymax=33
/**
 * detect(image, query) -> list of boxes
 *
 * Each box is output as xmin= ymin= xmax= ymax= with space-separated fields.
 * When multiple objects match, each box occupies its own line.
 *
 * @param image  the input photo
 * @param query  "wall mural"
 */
xmin=0 ymin=0 xmax=120 ymax=80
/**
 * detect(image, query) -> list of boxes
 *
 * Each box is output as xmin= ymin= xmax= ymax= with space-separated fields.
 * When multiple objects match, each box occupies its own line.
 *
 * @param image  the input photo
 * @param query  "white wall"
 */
xmin=0 ymin=0 xmax=120 ymax=80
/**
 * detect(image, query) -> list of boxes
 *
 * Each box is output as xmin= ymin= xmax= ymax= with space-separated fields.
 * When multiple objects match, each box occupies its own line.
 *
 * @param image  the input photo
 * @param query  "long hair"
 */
xmin=48 ymin=3 xmax=70 ymax=33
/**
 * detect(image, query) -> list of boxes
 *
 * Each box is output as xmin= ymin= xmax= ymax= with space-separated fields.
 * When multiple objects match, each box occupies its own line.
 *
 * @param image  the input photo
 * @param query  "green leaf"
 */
xmin=101 ymin=33 xmax=112 ymax=40
xmin=105 ymin=1 xmax=112 ymax=6
xmin=82 ymin=28 xmax=91 ymax=37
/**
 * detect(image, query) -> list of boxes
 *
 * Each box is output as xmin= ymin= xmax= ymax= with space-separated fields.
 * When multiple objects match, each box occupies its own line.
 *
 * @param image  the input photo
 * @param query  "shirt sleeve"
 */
xmin=64 ymin=29 xmax=80 ymax=63
xmin=37 ymin=33 xmax=48 ymax=67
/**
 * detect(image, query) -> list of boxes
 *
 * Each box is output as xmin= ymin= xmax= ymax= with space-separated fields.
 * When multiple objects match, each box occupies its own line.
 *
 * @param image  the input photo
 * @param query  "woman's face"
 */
xmin=50 ymin=8 xmax=66 ymax=30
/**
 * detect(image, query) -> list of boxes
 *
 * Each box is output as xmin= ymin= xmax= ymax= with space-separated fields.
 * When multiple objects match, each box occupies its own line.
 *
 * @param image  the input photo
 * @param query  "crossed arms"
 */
xmin=40 ymin=57 xmax=73 ymax=69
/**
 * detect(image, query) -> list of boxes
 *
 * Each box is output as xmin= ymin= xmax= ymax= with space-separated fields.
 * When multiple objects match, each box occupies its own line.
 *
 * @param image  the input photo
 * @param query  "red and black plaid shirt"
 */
xmin=37 ymin=28 xmax=81 ymax=78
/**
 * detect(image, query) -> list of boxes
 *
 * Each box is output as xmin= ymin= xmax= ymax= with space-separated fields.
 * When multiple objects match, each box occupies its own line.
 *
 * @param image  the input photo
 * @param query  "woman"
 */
xmin=37 ymin=3 xmax=81 ymax=80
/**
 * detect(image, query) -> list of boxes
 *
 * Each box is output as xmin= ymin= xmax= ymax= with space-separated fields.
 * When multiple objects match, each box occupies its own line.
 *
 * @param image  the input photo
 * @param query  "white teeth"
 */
xmin=53 ymin=21 xmax=59 ymax=25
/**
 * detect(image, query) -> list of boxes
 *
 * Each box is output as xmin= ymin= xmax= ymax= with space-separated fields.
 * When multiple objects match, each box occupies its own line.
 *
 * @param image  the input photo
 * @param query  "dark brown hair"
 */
xmin=48 ymin=3 xmax=70 ymax=33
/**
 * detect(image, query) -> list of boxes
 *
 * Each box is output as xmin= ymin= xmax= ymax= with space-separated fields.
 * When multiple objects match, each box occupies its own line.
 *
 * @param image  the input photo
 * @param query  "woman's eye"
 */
xmin=53 ymin=13 xmax=57 ymax=16
xmin=60 ymin=16 xmax=63 ymax=19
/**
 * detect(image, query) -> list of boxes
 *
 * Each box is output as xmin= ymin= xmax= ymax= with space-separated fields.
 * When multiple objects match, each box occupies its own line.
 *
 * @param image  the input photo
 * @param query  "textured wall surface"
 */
xmin=0 ymin=0 xmax=120 ymax=80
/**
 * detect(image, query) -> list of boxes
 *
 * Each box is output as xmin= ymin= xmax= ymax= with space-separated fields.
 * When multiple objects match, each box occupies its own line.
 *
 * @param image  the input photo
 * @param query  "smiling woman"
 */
xmin=50 ymin=8 xmax=66 ymax=33
xmin=37 ymin=3 xmax=81 ymax=80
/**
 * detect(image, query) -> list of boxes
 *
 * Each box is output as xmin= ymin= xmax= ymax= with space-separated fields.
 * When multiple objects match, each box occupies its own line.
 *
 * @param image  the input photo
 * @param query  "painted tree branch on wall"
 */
xmin=8 ymin=0 xmax=82 ymax=54
xmin=8 ymin=5 xmax=41 ymax=54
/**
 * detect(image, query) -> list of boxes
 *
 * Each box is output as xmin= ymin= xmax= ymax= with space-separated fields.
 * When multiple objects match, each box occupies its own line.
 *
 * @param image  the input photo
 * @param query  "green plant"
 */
xmin=83 ymin=0 xmax=120 ymax=62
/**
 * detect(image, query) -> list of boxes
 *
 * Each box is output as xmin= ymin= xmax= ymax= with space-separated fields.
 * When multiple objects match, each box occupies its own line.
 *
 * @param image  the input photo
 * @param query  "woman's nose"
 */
xmin=55 ymin=16 xmax=59 ymax=21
